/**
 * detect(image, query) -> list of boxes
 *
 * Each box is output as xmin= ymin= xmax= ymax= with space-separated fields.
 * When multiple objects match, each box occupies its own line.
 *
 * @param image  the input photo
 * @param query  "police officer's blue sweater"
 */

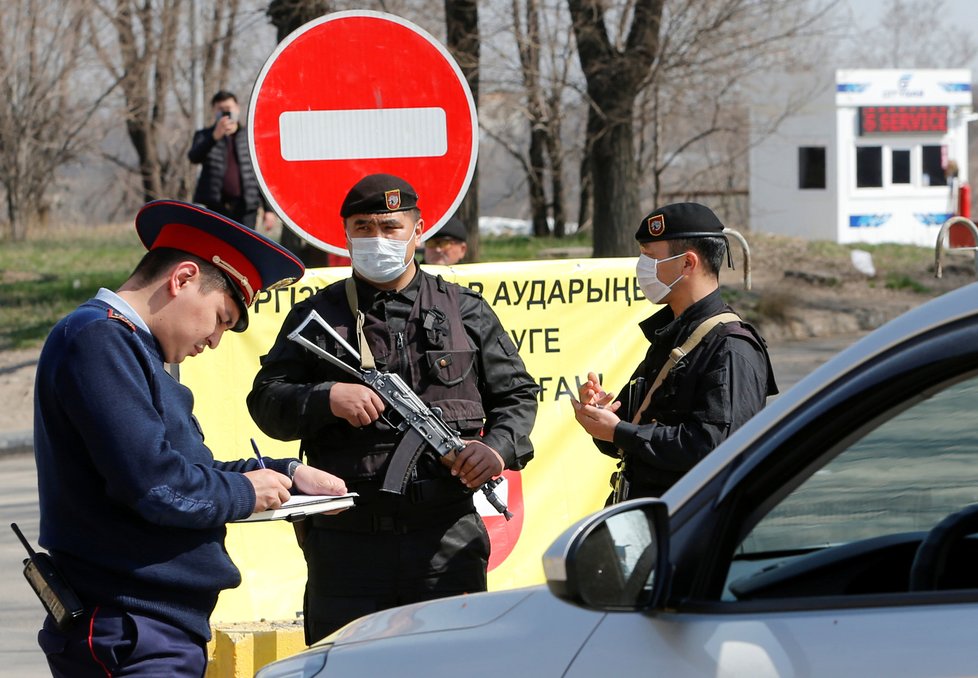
xmin=34 ymin=299 xmax=295 ymax=641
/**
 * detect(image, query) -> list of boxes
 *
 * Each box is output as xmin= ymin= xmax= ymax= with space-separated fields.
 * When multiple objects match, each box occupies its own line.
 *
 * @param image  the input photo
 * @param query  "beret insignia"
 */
xmin=385 ymin=189 xmax=402 ymax=211
xmin=648 ymin=213 xmax=665 ymax=237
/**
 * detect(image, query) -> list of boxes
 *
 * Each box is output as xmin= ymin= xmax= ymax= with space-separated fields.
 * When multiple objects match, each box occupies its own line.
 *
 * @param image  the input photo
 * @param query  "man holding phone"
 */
xmin=188 ymin=90 xmax=275 ymax=231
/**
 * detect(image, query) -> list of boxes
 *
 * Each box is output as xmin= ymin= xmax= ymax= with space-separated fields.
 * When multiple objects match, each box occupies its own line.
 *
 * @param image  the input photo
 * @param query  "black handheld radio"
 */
xmin=10 ymin=522 xmax=84 ymax=631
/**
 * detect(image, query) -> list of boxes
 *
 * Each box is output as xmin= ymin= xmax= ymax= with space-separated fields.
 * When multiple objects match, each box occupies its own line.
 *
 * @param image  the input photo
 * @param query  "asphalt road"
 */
xmin=0 ymin=333 xmax=863 ymax=677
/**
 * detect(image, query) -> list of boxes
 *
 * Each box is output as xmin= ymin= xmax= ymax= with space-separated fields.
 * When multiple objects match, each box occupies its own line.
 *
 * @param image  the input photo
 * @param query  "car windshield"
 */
xmin=739 ymin=375 xmax=978 ymax=555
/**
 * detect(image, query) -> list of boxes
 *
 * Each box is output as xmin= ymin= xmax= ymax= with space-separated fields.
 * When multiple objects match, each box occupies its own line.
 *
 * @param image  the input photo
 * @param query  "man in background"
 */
xmin=189 ymin=90 xmax=275 ymax=231
xmin=422 ymin=215 xmax=468 ymax=265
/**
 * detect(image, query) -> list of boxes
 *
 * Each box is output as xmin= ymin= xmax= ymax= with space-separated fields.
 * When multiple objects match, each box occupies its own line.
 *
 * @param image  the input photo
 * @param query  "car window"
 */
xmin=725 ymin=373 xmax=978 ymax=600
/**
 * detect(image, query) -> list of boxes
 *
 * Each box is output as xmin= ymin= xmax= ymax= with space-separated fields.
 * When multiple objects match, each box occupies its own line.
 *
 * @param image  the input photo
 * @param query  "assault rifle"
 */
xmin=287 ymin=310 xmax=512 ymax=520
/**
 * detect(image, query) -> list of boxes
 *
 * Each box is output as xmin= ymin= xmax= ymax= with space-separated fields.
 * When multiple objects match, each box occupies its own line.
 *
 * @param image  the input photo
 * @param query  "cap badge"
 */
xmin=211 ymin=255 xmax=255 ymax=305
xmin=647 ymin=214 xmax=665 ymax=237
xmin=385 ymin=189 xmax=402 ymax=211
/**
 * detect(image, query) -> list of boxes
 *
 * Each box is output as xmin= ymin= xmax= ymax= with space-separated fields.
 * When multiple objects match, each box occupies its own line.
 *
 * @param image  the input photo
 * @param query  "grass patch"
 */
xmin=884 ymin=273 xmax=931 ymax=294
xmin=0 ymin=225 xmax=595 ymax=350
xmin=0 ymin=226 xmax=144 ymax=349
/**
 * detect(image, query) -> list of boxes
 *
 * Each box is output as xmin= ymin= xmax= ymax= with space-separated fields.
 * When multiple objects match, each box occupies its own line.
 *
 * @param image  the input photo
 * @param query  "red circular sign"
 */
xmin=249 ymin=11 xmax=478 ymax=255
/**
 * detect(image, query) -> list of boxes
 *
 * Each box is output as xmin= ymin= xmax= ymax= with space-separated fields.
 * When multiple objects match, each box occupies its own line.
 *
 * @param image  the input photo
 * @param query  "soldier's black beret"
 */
xmin=635 ymin=202 xmax=725 ymax=243
xmin=340 ymin=174 xmax=419 ymax=218
xmin=135 ymin=200 xmax=304 ymax=332
xmin=431 ymin=216 xmax=467 ymax=242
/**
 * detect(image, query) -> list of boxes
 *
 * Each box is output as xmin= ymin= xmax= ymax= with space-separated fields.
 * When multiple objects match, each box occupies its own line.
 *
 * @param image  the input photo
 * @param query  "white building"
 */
xmin=750 ymin=69 xmax=974 ymax=245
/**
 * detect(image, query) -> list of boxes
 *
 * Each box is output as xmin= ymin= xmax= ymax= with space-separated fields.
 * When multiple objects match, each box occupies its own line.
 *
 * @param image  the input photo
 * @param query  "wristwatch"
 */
xmin=287 ymin=460 xmax=302 ymax=480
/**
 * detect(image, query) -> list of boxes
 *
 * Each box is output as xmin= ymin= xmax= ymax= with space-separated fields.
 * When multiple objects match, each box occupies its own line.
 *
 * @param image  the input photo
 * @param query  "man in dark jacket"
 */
xmin=33 ymin=201 xmax=347 ymax=677
xmin=188 ymin=90 xmax=274 ymax=231
xmin=572 ymin=202 xmax=777 ymax=501
xmin=248 ymin=173 xmax=539 ymax=643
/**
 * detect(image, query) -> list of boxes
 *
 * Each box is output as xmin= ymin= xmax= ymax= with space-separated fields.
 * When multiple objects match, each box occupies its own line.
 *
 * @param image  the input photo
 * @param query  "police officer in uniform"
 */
xmin=572 ymin=202 xmax=777 ymax=500
xmin=33 ymin=201 xmax=347 ymax=677
xmin=247 ymin=174 xmax=539 ymax=643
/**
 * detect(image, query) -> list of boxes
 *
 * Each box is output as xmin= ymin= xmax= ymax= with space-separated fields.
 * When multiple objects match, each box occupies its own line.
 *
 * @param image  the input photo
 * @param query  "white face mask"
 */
xmin=636 ymin=252 xmax=685 ymax=303
xmin=349 ymin=236 xmax=412 ymax=283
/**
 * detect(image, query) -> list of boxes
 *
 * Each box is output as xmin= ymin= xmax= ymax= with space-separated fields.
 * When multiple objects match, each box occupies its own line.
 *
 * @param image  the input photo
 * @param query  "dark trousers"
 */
xmin=213 ymin=198 xmax=257 ymax=230
xmin=38 ymin=606 xmax=207 ymax=677
xmin=302 ymin=511 xmax=489 ymax=645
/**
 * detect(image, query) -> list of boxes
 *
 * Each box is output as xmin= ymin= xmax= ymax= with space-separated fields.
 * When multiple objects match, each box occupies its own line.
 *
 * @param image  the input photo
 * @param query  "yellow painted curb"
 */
xmin=206 ymin=621 xmax=306 ymax=677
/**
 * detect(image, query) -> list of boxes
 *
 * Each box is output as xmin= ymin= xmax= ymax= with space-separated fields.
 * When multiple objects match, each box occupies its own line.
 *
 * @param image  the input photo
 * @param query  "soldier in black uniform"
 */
xmin=572 ymin=202 xmax=777 ymax=500
xmin=248 ymin=174 xmax=539 ymax=643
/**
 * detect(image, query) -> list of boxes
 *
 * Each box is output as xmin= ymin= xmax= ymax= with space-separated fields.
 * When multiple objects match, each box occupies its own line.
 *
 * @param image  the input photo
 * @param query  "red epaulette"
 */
xmin=107 ymin=308 xmax=136 ymax=332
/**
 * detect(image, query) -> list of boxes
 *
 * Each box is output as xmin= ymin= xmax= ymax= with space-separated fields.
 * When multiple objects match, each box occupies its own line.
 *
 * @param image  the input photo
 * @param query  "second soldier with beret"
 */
xmin=422 ymin=214 xmax=468 ymax=265
xmin=248 ymin=173 xmax=539 ymax=643
xmin=571 ymin=202 xmax=777 ymax=502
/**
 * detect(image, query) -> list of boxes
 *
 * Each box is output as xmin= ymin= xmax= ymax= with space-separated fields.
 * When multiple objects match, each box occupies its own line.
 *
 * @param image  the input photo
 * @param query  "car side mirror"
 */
xmin=543 ymin=499 xmax=670 ymax=611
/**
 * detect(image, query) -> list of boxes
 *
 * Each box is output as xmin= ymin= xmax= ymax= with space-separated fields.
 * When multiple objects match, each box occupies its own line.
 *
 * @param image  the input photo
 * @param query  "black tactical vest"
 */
xmin=302 ymin=273 xmax=485 ymax=489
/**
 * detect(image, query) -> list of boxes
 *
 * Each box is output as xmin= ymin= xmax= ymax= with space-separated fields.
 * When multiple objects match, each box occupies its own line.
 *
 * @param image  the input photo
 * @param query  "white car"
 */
xmin=259 ymin=282 xmax=978 ymax=677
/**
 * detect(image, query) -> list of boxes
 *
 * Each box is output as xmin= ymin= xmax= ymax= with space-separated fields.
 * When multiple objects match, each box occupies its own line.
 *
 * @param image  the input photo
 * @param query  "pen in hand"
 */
xmin=251 ymin=438 xmax=266 ymax=469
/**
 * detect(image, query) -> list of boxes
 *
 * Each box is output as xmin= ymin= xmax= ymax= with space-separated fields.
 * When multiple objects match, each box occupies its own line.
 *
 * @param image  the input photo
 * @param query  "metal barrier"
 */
xmin=724 ymin=228 xmax=752 ymax=290
xmin=934 ymin=216 xmax=978 ymax=278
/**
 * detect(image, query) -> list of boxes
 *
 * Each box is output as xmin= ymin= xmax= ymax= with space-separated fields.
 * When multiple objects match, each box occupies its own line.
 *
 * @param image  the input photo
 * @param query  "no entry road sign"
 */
xmin=249 ymin=11 xmax=479 ymax=255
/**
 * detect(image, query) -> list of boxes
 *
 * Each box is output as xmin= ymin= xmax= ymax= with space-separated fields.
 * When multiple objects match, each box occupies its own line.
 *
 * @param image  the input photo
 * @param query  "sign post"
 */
xmin=249 ymin=11 xmax=479 ymax=255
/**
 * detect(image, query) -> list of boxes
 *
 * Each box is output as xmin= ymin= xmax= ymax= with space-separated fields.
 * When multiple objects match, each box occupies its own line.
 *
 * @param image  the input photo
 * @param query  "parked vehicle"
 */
xmin=259 ymin=282 xmax=978 ymax=677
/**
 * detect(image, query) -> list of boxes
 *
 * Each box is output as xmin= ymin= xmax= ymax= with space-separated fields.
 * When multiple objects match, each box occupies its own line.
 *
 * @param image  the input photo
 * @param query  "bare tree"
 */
xmin=0 ymin=0 xmax=114 ymax=240
xmin=567 ymin=0 xmax=664 ymax=257
xmin=844 ymin=0 xmax=976 ymax=69
xmin=445 ymin=0 xmax=481 ymax=260
xmin=567 ymin=0 xmax=841 ymax=255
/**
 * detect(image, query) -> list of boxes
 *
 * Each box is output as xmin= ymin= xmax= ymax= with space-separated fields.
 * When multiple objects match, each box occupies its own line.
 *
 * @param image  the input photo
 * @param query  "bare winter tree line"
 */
xmin=0 ymin=0 xmax=974 ymax=256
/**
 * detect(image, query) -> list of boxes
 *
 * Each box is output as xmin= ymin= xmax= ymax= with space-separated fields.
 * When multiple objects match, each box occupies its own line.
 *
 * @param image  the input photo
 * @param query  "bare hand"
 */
xmin=262 ymin=211 xmax=278 ymax=232
xmin=245 ymin=469 xmax=292 ymax=512
xmin=292 ymin=464 xmax=348 ymax=496
xmin=578 ymin=371 xmax=615 ymax=408
xmin=448 ymin=440 xmax=505 ymax=489
xmin=212 ymin=116 xmax=237 ymax=140
xmin=570 ymin=396 xmax=622 ymax=442
xmin=330 ymin=382 xmax=385 ymax=427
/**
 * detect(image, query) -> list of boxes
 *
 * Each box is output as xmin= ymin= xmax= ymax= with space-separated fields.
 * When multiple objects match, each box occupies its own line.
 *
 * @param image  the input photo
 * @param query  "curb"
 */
xmin=206 ymin=623 xmax=306 ymax=677
xmin=0 ymin=431 xmax=32 ymax=459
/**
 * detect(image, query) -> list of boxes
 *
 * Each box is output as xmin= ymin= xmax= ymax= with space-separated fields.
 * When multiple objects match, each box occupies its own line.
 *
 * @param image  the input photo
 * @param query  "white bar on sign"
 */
xmin=279 ymin=107 xmax=448 ymax=161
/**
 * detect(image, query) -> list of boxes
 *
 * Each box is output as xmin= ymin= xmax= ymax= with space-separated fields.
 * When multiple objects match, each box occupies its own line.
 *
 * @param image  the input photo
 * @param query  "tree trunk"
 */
xmin=445 ymin=0 xmax=479 ymax=262
xmin=568 ymin=0 xmax=664 ymax=256
xmin=266 ymin=0 xmax=333 ymax=267
xmin=590 ymin=107 xmax=639 ymax=256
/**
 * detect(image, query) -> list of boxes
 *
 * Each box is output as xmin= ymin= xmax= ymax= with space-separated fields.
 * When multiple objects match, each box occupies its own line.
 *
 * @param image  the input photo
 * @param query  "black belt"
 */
xmin=309 ymin=496 xmax=473 ymax=534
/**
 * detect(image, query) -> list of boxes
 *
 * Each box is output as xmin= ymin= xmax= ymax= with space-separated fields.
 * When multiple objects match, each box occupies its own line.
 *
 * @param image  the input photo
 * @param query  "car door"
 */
xmin=566 ymin=322 xmax=978 ymax=676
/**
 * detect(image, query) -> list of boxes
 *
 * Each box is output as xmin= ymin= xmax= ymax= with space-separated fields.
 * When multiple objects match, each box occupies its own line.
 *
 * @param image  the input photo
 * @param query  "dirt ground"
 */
xmin=2 ymin=236 xmax=975 ymax=438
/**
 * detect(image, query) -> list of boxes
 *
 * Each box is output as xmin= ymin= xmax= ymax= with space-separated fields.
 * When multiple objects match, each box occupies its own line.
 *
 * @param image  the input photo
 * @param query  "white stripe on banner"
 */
xmin=278 ymin=107 xmax=448 ymax=161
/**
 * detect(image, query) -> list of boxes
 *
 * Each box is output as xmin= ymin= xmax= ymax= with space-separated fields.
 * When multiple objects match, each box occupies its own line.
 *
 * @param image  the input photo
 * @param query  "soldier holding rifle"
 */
xmin=248 ymin=174 xmax=539 ymax=643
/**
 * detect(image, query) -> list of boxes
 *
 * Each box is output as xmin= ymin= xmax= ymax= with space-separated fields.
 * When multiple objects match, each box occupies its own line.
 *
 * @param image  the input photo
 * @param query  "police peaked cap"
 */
xmin=135 ymin=200 xmax=304 ymax=332
xmin=430 ymin=215 xmax=467 ymax=242
xmin=340 ymin=174 xmax=419 ymax=218
xmin=636 ymin=202 xmax=726 ymax=243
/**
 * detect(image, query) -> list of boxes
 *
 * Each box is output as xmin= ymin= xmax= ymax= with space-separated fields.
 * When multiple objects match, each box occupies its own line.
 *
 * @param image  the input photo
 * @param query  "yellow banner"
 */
xmin=180 ymin=258 xmax=652 ymax=623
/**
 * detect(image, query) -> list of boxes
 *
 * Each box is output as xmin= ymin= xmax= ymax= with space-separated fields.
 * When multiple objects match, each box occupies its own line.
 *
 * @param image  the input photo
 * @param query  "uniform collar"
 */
xmin=353 ymin=263 xmax=422 ymax=307
xmin=95 ymin=288 xmax=151 ymax=334
xmin=639 ymin=288 xmax=726 ymax=343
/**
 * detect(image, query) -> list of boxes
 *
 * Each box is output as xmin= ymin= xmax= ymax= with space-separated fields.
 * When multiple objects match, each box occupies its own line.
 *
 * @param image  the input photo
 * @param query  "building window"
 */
xmin=798 ymin=147 xmax=826 ymax=189
xmin=856 ymin=146 xmax=883 ymax=188
xmin=891 ymin=149 xmax=911 ymax=184
xmin=922 ymin=145 xmax=947 ymax=186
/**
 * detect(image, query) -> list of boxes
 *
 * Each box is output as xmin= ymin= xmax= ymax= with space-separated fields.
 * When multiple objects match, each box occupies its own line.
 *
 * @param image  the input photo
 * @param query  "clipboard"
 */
xmin=234 ymin=493 xmax=358 ymax=523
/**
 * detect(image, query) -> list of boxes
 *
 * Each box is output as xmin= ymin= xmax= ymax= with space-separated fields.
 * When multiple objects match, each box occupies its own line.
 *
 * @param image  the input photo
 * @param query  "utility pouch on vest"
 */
xmin=11 ymin=522 xmax=84 ymax=631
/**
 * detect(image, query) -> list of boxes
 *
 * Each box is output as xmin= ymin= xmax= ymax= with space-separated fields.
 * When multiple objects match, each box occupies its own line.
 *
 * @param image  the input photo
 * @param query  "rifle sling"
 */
xmin=631 ymin=312 xmax=742 ymax=424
